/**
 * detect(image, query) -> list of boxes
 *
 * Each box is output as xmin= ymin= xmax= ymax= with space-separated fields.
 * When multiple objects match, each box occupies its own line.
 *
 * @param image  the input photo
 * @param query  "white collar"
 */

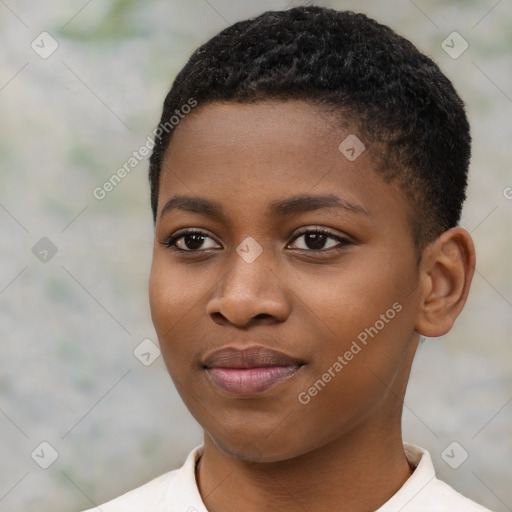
xmin=375 ymin=443 xmax=437 ymax=511
xmin=163 ymin=442 xmax=438 ymax=512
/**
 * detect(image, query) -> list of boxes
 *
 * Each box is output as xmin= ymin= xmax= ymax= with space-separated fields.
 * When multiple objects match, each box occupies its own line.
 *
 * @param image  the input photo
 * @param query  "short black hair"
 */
xmin=148 ymin=6 xmax=471 ymax=249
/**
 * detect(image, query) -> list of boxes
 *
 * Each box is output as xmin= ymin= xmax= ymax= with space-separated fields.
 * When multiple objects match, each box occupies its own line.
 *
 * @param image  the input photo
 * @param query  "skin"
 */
xmin=148 ymin=100 xmax=475 ymax=512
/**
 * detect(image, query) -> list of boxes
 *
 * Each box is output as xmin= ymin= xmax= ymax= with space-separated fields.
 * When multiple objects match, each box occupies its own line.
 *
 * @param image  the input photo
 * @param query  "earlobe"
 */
xmin=415 ymin=227 xmax=476 ymax=337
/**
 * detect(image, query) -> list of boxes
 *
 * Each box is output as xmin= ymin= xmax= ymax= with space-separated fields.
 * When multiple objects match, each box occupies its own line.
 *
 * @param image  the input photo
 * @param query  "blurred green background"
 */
xmin=0 ymin=1 xmax=510 ymax=511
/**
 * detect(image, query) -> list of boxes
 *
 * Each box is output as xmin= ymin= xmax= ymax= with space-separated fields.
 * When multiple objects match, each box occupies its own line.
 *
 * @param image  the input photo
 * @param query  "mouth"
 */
xmin=203 ymin=346 xmax=305 ymax=396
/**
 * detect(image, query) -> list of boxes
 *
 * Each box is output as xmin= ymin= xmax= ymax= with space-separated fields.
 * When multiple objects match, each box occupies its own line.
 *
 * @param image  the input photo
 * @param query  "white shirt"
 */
xmin=82 ymin=443 xmax=492 ymax=511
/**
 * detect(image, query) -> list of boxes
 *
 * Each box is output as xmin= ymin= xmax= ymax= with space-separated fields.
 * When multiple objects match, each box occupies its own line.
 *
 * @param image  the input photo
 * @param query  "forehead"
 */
xmin=157 ymin=100 xmax=409 ymax=229
xmin=166 ymin=100 xmax=342 ymax=171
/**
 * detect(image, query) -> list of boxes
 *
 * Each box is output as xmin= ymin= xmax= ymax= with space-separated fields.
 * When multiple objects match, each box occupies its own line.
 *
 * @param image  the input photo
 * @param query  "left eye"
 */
xmin=288 ymin=229 xmax=351 ymax=251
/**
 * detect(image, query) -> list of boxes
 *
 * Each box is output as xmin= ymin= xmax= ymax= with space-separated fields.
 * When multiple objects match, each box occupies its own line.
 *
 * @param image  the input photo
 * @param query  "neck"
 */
xmin=196 ymin=419 xmax=413 ymax=512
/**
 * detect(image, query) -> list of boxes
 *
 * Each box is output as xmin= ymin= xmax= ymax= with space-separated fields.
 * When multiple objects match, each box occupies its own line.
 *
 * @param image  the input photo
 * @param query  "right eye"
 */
xmin=160 ymin=229 xmax=221 ymax=252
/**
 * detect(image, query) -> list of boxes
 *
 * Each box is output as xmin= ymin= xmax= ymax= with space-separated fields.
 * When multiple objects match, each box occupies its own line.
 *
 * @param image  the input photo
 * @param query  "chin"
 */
xmin=210 ymin=435 xmax=291 ymax=463
xmin=205 ymin=422 xmax=320 ymax=464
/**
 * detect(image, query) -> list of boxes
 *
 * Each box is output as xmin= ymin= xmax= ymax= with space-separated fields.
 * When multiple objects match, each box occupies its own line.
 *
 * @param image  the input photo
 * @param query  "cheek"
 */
xmin=148 ymin=253 xmax=219 ymax=372
xmin=149 ymin=250 xmax=208 ymax=318
xmin=149 ymin=264 xmax=178 ymax=335
xmin=294 ymin=254 xmax=413 ymax=342
xmin=307 ymin=282 xmax=416 ymax=410
xmin=295 ymin=250 xmax=418 ymax=387
xmin=149 ymin=256 xmax=196 ymax=351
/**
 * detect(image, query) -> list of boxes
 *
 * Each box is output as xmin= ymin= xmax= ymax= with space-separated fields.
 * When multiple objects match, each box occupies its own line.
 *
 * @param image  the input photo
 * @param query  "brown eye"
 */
xmin=178 ymin=233 xmax=208 ymax=250
xmin=161 ymin=230 xmax=221 ymax=251
xmin=289 ymin=228 xmax=353 ymax=252
xmin=302 ymin=232 xmax=329 ymax=250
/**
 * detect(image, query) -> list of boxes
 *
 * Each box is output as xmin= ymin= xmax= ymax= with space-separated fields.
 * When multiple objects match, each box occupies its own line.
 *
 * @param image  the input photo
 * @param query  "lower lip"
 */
xmin=206 ymin=366 xmax=301 ymax=395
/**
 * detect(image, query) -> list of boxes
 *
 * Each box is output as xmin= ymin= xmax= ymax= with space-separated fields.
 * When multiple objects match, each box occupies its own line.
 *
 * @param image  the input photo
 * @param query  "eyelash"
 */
xmin=159 ymin=227 xmax=353 ymax=254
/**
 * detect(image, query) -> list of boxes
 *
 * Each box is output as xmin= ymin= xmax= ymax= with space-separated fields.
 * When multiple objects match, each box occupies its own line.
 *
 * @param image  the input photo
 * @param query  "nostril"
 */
xmin=254 ymin=313 xmax=273 ymax=320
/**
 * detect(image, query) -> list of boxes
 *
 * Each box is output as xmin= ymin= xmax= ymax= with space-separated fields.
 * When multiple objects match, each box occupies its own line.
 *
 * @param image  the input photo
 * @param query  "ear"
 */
xmin=415 ymin=227 xmax=476 ymax=337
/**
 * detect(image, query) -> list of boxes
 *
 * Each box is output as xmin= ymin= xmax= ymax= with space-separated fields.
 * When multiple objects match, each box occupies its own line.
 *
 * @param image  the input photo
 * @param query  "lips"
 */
xmin=203 ymin=346 xmax=304 ymax=395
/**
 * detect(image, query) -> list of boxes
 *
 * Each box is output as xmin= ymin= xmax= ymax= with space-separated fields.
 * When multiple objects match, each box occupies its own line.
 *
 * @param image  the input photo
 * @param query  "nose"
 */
xmin=206 ymin=251 xmax=291 ymax=328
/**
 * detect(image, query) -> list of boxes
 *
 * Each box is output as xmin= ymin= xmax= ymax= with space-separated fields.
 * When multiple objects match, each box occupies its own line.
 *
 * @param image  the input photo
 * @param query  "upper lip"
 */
xmin=203 ymin=345 xmax=304 ymax=369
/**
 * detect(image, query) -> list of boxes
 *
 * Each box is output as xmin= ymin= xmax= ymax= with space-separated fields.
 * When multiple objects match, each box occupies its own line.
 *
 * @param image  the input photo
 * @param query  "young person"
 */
xmin=84 ymin=6 xmax=492 ymax=511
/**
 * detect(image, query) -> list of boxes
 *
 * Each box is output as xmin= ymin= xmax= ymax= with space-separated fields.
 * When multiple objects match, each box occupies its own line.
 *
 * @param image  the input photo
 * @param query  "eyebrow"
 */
xmin=159 ymin=193 xmax=371 ymax=221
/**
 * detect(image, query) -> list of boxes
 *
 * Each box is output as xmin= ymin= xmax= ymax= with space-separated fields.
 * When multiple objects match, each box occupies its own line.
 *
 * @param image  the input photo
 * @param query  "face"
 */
xmin=149 ymin=100 xmax=422 ymax=463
